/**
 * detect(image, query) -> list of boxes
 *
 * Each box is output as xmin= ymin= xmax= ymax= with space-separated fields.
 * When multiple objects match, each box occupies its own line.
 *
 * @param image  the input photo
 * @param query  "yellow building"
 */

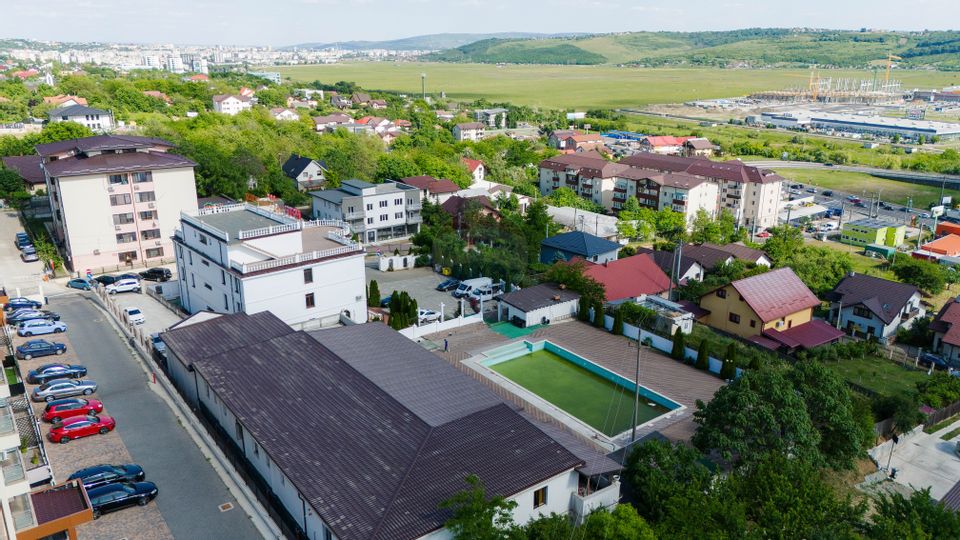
xmin=698 ymin=267 xmax=821 ymax=339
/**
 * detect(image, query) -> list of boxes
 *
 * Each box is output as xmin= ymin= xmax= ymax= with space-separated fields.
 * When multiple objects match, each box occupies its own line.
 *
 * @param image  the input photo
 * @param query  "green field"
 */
xmin=774 ymin=168 xmax=960 ymax=209
xmin=490 ymin=349 xmax=668 ymax=436
xmin=273 ymin=63 xmax=960 ymax=110
xmin=826 ymin=355 xmax=927 ymax=398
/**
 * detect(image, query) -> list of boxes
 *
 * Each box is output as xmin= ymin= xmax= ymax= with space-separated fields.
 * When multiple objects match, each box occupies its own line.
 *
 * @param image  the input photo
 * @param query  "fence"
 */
xmin=925 ymin=399 xmax=960 ymax=427
xmin=80 ymin=258 xmax=177 ymax=279
xmin=93 ymin=286 xmax=164 ymax=355
xmin=398 ymin=312 xmax=484 ymax=340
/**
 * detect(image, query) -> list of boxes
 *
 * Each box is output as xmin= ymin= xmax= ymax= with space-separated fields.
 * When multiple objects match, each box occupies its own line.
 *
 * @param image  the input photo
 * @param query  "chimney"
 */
xmin=552 ymin=295 xmax=561 ymax=301
xmin=558 ymin=283 xmax=567 ymax=290
xmin=848 ymin=271 xmax=855 ymax=277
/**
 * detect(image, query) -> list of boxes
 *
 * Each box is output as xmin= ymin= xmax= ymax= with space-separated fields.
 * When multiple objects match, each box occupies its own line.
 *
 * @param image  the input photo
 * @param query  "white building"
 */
xmin=212 ymin=94 xmax=252 ymax=115
xmin=499 ymin=283 xmax=581 ymax=327
xmin=47 ymin=105 xmax=114 ymax=132
xmin=475 ymin=107 xmax=508 ymax=127
xmin=761 ymin=110 xmax=960 ymax=140
xmin=165 ymin=55 xmax=185 ymax=73
xmin=160 ymin=315 xmax=621 ymax=540
xmin=269 ymin=108 xmax=299 ymax=121
xmin=37 ymin=135 xmax=198 ymax=271
xmin=453 ymin=122 xmax=485 ymax=141
xmin=310 ymin=179 xmax=422 ymax=244
xmin=174 ymin=203 xmax=366 ymax=328
xmin=248 ymin=71 xmax=282 ymax=84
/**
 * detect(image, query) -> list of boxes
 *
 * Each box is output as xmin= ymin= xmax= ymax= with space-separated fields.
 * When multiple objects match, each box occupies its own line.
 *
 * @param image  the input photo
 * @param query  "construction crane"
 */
xmin=885 ymin=54 xmax=902 ymax=86
xmin=808 ymin=69 xmax=820 ymax=101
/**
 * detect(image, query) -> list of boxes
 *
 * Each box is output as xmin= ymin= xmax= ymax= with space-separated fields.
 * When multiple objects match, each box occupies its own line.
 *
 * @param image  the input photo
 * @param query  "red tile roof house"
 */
xmin=399 ymin=175 xmax=461 ymax=205
xmin=463 ymin=158 xmax=485 ymax=184
xmin=931 ymin=298 xmax=960 ymax=366
xmin=640 ymin=135 xmax=695 ymax=155
xmin=582 ymin=254 xmax=672 ymax=304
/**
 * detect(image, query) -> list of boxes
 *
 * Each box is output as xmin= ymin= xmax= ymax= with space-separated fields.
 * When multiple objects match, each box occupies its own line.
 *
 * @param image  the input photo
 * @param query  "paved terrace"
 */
xmin=427 ymin=320 xmax=724 ymax=444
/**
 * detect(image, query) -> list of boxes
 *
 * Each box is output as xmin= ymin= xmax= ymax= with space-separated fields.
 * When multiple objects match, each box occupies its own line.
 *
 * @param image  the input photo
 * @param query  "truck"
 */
xmin=452 ymin=277 xmax=492 ymax=299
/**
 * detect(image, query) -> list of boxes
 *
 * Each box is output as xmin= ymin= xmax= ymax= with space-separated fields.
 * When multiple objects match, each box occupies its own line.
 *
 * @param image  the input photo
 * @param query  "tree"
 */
xmin=593 ymin=301 xmax=606 ymax=328
xmin=866 ymin=489 xmax=960 ymax=539
xmin=579 ymin=505 xmax=656 ymax=540
xmin=440 ymin=475 xmax=517 ymax=540
xmin=670 ymin=329 xmax=685 ymax=360
xmin=893 ymin=256 xmax=947 ymax=294
xmin=695 ymin=340 xmax=709 ymax=370
xmin=0 ymin=168 xmax=23 ymax=197
xmin=34 ymin=121 xmax=93 ymax=144
xmin=692 ymin=368 xmax=822 ymax=465
xmin=762 ymin=225 xmax=804 ymax=265
xmin=578 ymin=298 xmax=591 ymax=321
xmin=367 ymin=279 xmax=380 ymax=307
xmin=622 ymin=439 xmax=713 ymax=524
xmin=33 ymin=236 xmax=63 ymax=272
xmin=612 ymin=306 xmax=624 ymax=335
xmin=720 ymin=342 xmax=738 ymax=380
xmin=544 ymin=260 xmax=606 ymax=308
xmin=374 ymin=153 xmax=420 ymax=181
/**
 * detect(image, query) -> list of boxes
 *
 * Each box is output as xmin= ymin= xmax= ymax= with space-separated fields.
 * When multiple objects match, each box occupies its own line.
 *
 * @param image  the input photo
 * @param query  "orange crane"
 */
xmin=885 ymin=54 xmax=902 ymax=86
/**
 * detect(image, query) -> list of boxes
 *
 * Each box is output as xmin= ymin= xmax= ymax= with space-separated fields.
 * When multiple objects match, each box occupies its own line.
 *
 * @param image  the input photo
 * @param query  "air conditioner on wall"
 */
xmin=154 ymin=241 xmax=161 ymax=246
xmin=148 ymin=203 xmax=155 ymax=208
xmin=133 ymin=185 xmax=140 ymax=191
xmin=107 ymin=186 xmax=114 ymax=192
xmin=93 ymin=249 xmax=100 ymax=255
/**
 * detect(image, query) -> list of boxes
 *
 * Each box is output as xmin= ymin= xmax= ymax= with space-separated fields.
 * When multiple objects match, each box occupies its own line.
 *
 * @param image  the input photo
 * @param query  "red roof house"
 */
xmin=582 ymin=254 xmax=672 ymax=303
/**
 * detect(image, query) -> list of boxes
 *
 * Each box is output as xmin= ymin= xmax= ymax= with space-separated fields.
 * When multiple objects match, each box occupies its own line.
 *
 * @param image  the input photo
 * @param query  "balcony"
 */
xmin=407 ymin=214 xmax=422 ymax=224
xmin=613 ymin=187 xmax=627 ymax=194
xmin=1 ymin=450 xmax=26 ymax=486
xmin=565 ymin=179 xmax=579 ymax=186
xmin=673 ymin=199 xmax=687 ymax=206
xmin=343 ymin=211 xmax=365 ymax=221
xmin=571 ymin=474 xmax=621 ymax=524
xmin=406 ymin=202 xmax=422 ymax=211
xmin=10 ymin=493 xmax=35 ymax=532
xmin=612 ymin=193 xmax=626 ymax=202
xmin=902 ymin=307 xmax=921 ymax=322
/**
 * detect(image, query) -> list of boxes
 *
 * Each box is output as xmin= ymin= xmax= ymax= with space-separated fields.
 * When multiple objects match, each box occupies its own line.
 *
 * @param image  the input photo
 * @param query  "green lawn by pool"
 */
xmin=490 ymin=349 xmax=668 ymax=436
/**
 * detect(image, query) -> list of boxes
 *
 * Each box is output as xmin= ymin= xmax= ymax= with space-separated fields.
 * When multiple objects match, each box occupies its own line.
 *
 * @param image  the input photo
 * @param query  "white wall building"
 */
xmin=310 ymin=179 xmax=422 ymax=244
xmin=499 ymin=283 xmax=581 ymax=327
xmin=47 ymin=105 xmax=114 ymax=132
xmin=453 ymin=122 xmax=485 ymax=141
xmin=212 ymin=95 xmax=252 ymax=115
xmin=173 ymin=203 xmax=366 ymax=328
xmin=37 ymin=135 xmax=198 ymax=272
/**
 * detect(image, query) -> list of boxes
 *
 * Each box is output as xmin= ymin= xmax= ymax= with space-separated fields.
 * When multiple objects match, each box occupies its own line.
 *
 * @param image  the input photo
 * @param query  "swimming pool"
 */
xmin=481 ymin=340 xmax=680 ymax=437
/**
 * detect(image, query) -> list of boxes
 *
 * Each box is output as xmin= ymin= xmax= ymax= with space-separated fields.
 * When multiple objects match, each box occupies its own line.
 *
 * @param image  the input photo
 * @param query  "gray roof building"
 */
xmin=499 ymin=283 xmax=581 ymax=312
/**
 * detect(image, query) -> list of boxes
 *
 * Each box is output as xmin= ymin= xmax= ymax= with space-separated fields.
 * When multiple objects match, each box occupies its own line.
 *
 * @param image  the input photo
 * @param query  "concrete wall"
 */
xmin=504 ymin=299 xmax=579 ymax=326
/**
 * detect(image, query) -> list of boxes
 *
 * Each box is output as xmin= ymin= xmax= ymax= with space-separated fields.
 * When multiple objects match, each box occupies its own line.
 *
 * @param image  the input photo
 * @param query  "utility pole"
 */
xmin=631 ymin=336 xmax=643 ymax=442
xmin=420 ymin=73 xmax=426 ymax=101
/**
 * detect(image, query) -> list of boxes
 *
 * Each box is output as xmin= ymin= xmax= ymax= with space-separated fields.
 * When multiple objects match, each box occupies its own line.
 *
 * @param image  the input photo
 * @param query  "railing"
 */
xmin=230 ymin=244 xmax=362 ymax=274
xmin=11 ymin=495 xmax=34 ymax=531
xmin=0 ymin=404 xmax=14 ymax=436
xmin=2 ymin=452 xmax=25 ymax=484
xmin=407 ymin=214 xmax=423 ymax=224
xmin=181 ymin=212 xmax=230 ymax=241
xmin=238 ymin=222 xmax=299 ymax=240
xmin=406 ymin=202 xmax=422 ymax=211
xmin=571 ymin=478 xmax=621 ymax=523
xmin=197 ymin=203 xmax=246 ymax=216
xmin=902 ymin=307 xmax=921 ymax=321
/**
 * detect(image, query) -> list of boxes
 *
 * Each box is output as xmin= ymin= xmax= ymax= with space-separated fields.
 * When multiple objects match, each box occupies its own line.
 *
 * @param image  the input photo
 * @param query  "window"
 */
xmin=728 ymin=313 xmax=741 ymax=324
xmin=366 ymin=203 xmax=373 ymax=211
xmin=394 ymin=198 xmax=402 ymax=205
xmin=112 ymin=213 xmax=135 ymax=225
xmin=109 ymin=174 xmax=127 ymax=185
xmin=116 ymin=232 xmax=137 ymax=243
xmin=395 ymin=212 xmax=403 ymax=219
xmin=188 ymin=252 xmax=193 ymax=265
xmin=146 ymin=247 xmax=164 ymax=258
xmin=380 ymin=214 xmax=388 ymax=222
xmin=199 ymin=234 xmax=208 ymax=245
xmin=533 ymin=486 xmax=548 ymax=508
xmin=366 ymin=217 xmax=373 ymax=224
xmin=191 ymin=274 xmax=196 ymax=288
xmin=110 ymin=194 xmax=132 ymax=206
xmin=132 ymin=171 xmax=152 ymax=183
xmin=224 ymin=294 xmax=229 ymax=310
xmin=853 ymin=306 xmax=872 ymax=319
xmin=716 ymin=289 xmax=727 ymax=299
xmin=254 ymin=444 xmax=260 ymax=458
xmin=136 ymin=191 xmax=156 ymax=203
xmin=204 ymin=283 xmax=212 ymax=290
xmin=221 ymin=270 xmax=225 ymax=285
xmin=324 ymin=526 xmax=332 ymax=540
xmin=139 ymin=210 xmax=157 ymax=220
xmin=750 ymin=319 xmax=756 ymax=328
xmin=234 ymin=278 xmax=240 ymax=293
xmin=347 ymin=206 xmax=354 ymax=213
xmin=118 ymin=250 xmax=138 ymax=262
xmin=141 ymin=229 xmax=161 ymax=240
xmin=379 ymin=200 xmax=388 ymax=208
xmin=235 ymin=421 xmax=243 ymax=441
xmin=305 ymin=293 xmax=315 ymax=308
xmin=201 ymin=259 xmax=209 ymax=267
xmin=303 ymin=268 xmax=313 ymax=284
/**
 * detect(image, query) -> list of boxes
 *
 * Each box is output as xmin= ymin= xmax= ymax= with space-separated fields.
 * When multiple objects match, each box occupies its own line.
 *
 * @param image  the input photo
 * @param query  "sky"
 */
xmin=0 ymin=0 xmax=957 ymax=46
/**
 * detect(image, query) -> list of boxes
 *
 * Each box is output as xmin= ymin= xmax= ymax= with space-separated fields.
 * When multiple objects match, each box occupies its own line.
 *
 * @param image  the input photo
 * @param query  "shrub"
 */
xmin=593 ymin=301 xmax=606 ymax=328
xmin=612 ymin=307 xmax=624 ymax=335
xmin=695 ymin=341 xmax=709 ymax=370
xmin=671 ymin=330 xmax=685 ymax=361
xmin=367 ymin=279 xmax=380 ymax=307
xmin=720 ymin=342 xmax=738 ymax=379
xmin=578 ymin=299 xmax=590 ymax=322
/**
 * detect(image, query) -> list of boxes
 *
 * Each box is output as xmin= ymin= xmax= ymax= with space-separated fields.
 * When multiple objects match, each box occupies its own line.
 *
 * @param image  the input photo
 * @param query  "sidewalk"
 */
xmin=873 ymin=418 xmax=960 ymax=500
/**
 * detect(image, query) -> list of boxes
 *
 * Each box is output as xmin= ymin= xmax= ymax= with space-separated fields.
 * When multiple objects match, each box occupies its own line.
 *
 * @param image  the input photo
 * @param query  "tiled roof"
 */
xmin=282 ymin=153 xmax=326 ymax=180
xmin=499 ymin=283 xmax=580 ymax=312
xmin=941 ymin=478 xmax=960 ymax=512
xmin=583 ymin=255 xmax=671 ymax=302
xmin=43 ymin=150 xmax=196 ymax=178
xmin=681 ymin=244 xmax=733 ymax=270
xmin=456 ymin=122 xmax=485 ymax=130
xmin=188 ymin=317 xmax=582 ymax=540
xmin=730 ymin=267 xmax=820 ymax=323
xmin=542 ymin=230 xmax=621 ymax=258
xmin=636 ymin=248 xmax=700 ymax=280
xmin=655 ymin=172 xmax=706 ymax=189
xmin=48 ymin=104 xmax=110 ymax=117
xmin=462 ymin=158 xmax=483 ymax=172
xmin=43 ymin=94 xmax=88 ymax=106
xmin=932 ymin=299 xmax=960 ymax=347
xmin=441 ymin=195 xmax=498 ymax=220
xmin=212 ymin=94 xmax=251 ymax=103
xmin=829 ymin=273 xmax=919 ymax=325
xmin=399 ymin=175 xmax=459 ymax=194
xmin=313 ymin=113 xmax=352 ymax=125
xmin=922 ymin=234 xmax=960 ymax=256
xmin=2 ymin=155 xmax=45 ymax=185
xmin=31 ymin=482 xmax=90 ymax=525
xmin=618 ymin=154 xmax=783 ymax=184
xmin=685 ymin=138 xmax=716 ymax=150
xmin=35 ymin=134 xmax=173 ymax=157
xmin=702 ymin=242 xmax=769 ymax=264
xmin=642 ymin=135 xmax=693 ymax=147
xmin=762 ymin=319 xmax=845 ymax=350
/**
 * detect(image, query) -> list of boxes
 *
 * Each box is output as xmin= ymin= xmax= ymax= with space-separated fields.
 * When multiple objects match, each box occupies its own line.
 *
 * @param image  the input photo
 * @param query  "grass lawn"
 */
xmin=806 ymin=239 xmax=897 ymax=279
xmin=827 ymin=355 xmax=928 ymax=398
xmin=490 ymin=349 xmax=668 ymax=436
xmin=774 ymin=168 xmax=960 ymax=209
xmin=272 ymin=63 xmax=959 ymax=110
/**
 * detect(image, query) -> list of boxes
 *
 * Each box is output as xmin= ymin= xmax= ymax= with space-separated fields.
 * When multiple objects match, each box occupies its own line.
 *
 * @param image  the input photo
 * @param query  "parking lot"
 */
xmin=365 ymin=262 xmax=501 ymax=320
xmin=9 ymin=294 xmax=261 ymax=540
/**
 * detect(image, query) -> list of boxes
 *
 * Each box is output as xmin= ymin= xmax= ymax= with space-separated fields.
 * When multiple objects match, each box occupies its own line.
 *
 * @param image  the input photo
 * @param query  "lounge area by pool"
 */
xmin=482 ymin=341 xmax=679 ymax=438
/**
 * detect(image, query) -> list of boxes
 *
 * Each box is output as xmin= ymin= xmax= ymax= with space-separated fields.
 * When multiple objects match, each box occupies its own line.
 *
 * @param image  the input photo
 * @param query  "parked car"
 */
xmin=14 ymin=232 xmax=28 ymax=245
xmin=417 ymin=309 xmax=440 ymax=323
xmin=880 ymin=203 xmax=894 ymax=211
xmin=87 ymin=482 xmax=158 ymax=519
xmin=17 ymin=319 xmax=67 ymax=336
xmin=822 ymin=190 xmax=833 ymax=196
xmin=435 ymin=278 xmax=460 ymax=292
xmin=27 ymin=363 xmax=88 ymax=384
xmin=379 ymin=295 xmax=392 ymax=308
xmin=31 ymin=378 xmax=97 ymax=402
xmin=7 ymin=310 xmax=59 ymax=325
xmin=66 ymin=278 xmax=97 ymax=290
xmin=806 ymin=187 xmax=817 ymax=194
xmin=138 ymin=268 xmax=171 ymax=282
xmin=48 ymin=415 xmax=115 ymax=443
xmin=105 ymin=279 xmax=141 ymax=295
xmin=16 ymin=339 xmax=66 ymax=360
xmin=68 ymin=464 xmax=144 ymax=490
xmin=94 ymin=275 xmax=119 ymax=286
xmin=150 ymin=333 xmax=166 ymax=355
xmin=819 ymin=222 xmax=838 ymax=232
xmin=755 ymin=231 xmax=771 ymax=239
xmin=920 ymin=353 xmax=949 ymax=370
xmin=124 ymin=307 xmax=145 ymax=325
xmin=15 ymin=236 xmax=31 ymax=249
xmin=21 ymin=246 xmax=38 ymax=262
xmin=4 ymin=297 xmax=42 ymax=311
xmin=43 ymin=398 xmax=104 ymax=423
xmin=854 ymin=201 xmax=867 ymax=208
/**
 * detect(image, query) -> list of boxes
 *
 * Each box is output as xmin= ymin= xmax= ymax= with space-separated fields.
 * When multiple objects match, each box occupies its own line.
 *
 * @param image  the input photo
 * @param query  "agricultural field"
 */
xmin=273 ymin=63 xmax=960 ymax=110
xmin=774 ymin=168 xmax=960 ymax=208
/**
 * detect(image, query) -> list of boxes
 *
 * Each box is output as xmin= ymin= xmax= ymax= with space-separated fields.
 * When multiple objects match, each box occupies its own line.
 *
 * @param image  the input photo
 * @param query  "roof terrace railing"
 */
xmin=230 ymin=243 xmax=362 ymax=274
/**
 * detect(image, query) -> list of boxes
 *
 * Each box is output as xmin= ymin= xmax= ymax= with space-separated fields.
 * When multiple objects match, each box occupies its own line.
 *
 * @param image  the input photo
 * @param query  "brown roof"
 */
xmin=500 ymin=283 xmax=580 ymax=312
xmin=568 ymin=134 xmax=603 ymax=143
xmin=212 ymin=94 xmax=251 ymax=103
xmin=703 ymin=242 xmax=769 ymax=264
xmin=729 ymin=267 xmax=820 ymax=323
xmin=42 ymin=94 xmax=88 ymax=106
xmin=399 ymin=175 xmax=460 ymax=194
xmin=456 ymin=122 xmax=485 ymax=130
xmin=462 ymin=158 xmax=483 ymax=172
xmin=143 ymin=90 xmax=171 ymax=103
xmin=31 ymin=482 xmax=90 ymax=525
xmin=682 ymin=244 xmax=734 ymax=270
xmin=44 ymin=151 xmax=196 ymax=178
xmin=932 ymin=299 xmax=960 ymax=347
xmin=583 ymin=255 xmax=671 ymax=302
xmin=35 ymin=134 xmax=174 ymax=157
xmin=685 ymin=138 xmax=715 ymax=150
xmin=655 ymin=172 xmax=706 ymax=189
xmin=828 ymin=273 xmax=919 ymax=325
xmin=2 ymin=155 xmax=45 ymax=185
xmin=441 ymin=195 xmax=497 ymax=216
xmin=619 ymin=154 xmax=783 ymax=184
xmin=761 ymin=319 xmax=845 ymax=350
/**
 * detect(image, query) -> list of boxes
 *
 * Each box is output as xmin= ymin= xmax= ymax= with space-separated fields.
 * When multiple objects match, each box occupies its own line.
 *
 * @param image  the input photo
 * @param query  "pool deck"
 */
xmin=426 ymin=320 xmax=725 ymax=445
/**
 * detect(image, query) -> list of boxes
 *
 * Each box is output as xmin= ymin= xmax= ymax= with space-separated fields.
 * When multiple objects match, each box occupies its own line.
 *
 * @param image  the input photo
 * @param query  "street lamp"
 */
xmin=420 ymin=73 xmax=426 ymax=100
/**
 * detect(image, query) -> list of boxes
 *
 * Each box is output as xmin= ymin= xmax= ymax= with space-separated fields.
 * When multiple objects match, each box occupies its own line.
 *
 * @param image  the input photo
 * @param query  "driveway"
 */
xmin=0 ymin=209 xmax=64 ymax=297
xmin=108 ymin=286 xmax=183 ymax=336
xmin=366 ymin=264 xmax=464 ymax=320
xmin=25 ymin=294 xmax=262 ymax=540
xmin=875 ymin=419 xmax=960 ymax=500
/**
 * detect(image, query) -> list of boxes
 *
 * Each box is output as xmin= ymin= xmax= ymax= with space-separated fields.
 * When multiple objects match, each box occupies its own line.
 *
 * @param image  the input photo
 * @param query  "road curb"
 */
xmin=83 ymin=294 xmax=282 ymax=540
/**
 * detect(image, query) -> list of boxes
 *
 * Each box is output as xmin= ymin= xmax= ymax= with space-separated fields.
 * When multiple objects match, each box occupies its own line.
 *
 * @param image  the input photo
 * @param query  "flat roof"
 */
xmin=189 ymin=209 xmax=282 ymax=241
xmin=845 ymin=218 xmax=902 ymax=229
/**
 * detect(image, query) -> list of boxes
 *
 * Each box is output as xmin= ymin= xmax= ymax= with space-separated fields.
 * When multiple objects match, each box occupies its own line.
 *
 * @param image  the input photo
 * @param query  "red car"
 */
xmin=42 ymin=398 xmax=104 ymax=423
xmin=48 ymin=415 xmax=115 ymax=444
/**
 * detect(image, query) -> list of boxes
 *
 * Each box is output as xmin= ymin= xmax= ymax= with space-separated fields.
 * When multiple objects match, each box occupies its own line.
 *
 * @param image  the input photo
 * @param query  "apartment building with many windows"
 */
xmin=310 ymin=179 xmax=422 ymax=243
xmin=174 ymin=203 xmax=366 ymax=328
xmin=36 ymin=135 xmax=198 ymax=271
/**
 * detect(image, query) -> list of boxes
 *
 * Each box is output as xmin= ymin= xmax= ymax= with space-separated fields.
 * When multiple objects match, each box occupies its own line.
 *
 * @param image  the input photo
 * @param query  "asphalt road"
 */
xmin=55 ymin=294 xmax=262 ymax=540
xmin=749 ymin=159 xmax=960 ymax=186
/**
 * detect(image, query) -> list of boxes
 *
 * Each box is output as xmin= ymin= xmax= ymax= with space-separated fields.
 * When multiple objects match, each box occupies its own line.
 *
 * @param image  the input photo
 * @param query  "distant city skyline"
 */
xmin=0 ymin=0 xmax=957 ymax=47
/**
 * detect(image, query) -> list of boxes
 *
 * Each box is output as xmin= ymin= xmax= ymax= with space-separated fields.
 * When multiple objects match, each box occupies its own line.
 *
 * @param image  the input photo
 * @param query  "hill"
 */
xmin=284 ymin=32 xmax=586 ymax=52
xmin=425 ymin=29 xmax=960 ymax=69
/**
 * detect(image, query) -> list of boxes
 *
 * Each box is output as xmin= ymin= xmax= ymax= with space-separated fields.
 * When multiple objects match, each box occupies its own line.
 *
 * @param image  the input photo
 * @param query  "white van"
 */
xmin=469 ymin=283 xmax=503 ymax=303
xmin=106 ymin=278 xmax=141 ymax=295
xmin=452 ymin=277 xmax=492 ymax=298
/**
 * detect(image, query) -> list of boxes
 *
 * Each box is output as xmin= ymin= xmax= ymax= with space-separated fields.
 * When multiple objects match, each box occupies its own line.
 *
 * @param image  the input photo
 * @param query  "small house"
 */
xmin=499 ymin=283 xmax=580 ymax=328
xmin=540 ymin=231 xmax=620 ymax=265
xmin=281 ymin=154 xmax=327 ymax=192
xmin=827 ymin=273 xmax=923 ymax=343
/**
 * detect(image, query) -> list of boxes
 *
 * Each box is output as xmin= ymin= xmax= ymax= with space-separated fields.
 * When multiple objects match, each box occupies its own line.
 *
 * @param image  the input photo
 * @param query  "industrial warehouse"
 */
xmin=759 ymin=109 xmax=960 ymax=141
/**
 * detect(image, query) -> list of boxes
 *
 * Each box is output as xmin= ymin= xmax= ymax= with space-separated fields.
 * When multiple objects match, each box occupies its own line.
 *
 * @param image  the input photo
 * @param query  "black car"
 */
xmin=27 ymin=363 xmax=87 ymax=384
xmin=822 ymin=190 xmax=833 ymax=197
xmin=15 ymin=339 xmax=66 ymax=360
xmin=4 ymin=298 xmax=42 ymax=311
xmin=139 ymin=268 xmax=172 ymax=282
xmin=117 ymin=273 xmax=140 ymax=281
xmin=87 ymin=481 xmax=158 ymax=518
xmin=7 ymin=310 xmax=60 ymax=325
xmin=435 ymin=278 xmax=460 ymax=292
xmin=94 ymin=275 xmax=118 ymax=286
xmin=69 ymin=464 xmax=145 ymax=490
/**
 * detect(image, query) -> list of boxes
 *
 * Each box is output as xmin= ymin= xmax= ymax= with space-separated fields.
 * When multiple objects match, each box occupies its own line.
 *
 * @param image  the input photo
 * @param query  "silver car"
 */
xmin=31 ymin=378 xmax=98 ymax=402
